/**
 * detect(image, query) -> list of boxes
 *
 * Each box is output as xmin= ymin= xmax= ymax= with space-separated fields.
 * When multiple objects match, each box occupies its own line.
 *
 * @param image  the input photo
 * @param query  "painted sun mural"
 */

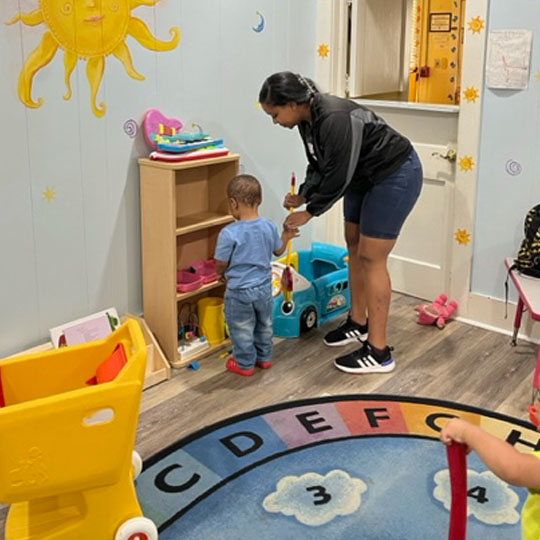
xmin=7 ymin=0 xmax=180 ymax=118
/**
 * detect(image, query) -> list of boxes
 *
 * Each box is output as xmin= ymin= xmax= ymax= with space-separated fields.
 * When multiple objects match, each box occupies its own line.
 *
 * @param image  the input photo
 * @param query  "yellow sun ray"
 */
xmin=63 ymin=51 xmax=77 ymax=100
xmin=6 ymin=9 xmax=44 ymax=26
xmin=19 ymin=32 xmax=58 ymax=108
xmin=130 ymin=0 xmax=161 ymax=6
xmin=127 ymin=17 xmax=180 ymax=51
xmin=7 ymin=0 xmax=180 ymax=117
xmin=112 ymin=41 xmax=145 ymax=80
xmin=87 ymin=57 xmax=106 ymax=118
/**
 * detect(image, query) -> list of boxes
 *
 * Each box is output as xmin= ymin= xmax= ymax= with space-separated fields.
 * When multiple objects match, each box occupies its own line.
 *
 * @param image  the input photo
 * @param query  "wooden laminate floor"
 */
xmin=0 ymin=292 xmax=537 ymax=535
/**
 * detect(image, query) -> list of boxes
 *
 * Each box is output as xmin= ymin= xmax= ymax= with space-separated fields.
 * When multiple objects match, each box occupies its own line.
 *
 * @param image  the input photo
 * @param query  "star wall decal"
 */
xmin=43 ymin=186 xmax=56 ymax=202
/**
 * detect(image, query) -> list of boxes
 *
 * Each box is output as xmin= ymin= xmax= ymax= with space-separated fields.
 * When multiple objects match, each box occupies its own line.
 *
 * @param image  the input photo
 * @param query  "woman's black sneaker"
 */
xmin=323 ymin=316 xmax=368 ymax=347
xmin=333 ymin=342 xmax=395 ymax=374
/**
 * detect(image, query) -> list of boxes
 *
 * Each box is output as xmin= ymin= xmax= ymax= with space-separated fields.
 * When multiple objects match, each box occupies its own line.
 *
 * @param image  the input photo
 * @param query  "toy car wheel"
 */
xmin=115 ymin=516 xmax=158 ymax=540
xmin=300 ymin=307 xmax=318 ymax=333
xmin=132 ymin=450 xmax=143 ymax=480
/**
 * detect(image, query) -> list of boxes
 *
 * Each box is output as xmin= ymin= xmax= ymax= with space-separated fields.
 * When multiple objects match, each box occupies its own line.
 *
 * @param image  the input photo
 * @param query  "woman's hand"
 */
xmin=283 ymin=193 xmax=306 ymax=209
xmin=285 ymin=210 xmax=312 ymax=229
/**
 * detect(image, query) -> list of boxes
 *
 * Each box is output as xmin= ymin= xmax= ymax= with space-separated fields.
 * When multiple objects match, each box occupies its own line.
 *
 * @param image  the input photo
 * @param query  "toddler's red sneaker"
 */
xmin=256 ymin=361 xmax=273 ymax=369
xmin=226 ymin=357 xmax=255 ymax=376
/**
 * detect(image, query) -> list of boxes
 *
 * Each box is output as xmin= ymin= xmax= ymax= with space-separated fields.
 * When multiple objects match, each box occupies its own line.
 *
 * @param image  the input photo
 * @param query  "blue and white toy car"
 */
xmin=272 ymin=242 xmax=350 ymax=338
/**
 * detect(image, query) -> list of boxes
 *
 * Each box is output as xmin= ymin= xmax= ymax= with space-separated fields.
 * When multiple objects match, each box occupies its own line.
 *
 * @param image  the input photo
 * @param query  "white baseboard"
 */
xmin=461 ymin=292 xmax=540 ymax=346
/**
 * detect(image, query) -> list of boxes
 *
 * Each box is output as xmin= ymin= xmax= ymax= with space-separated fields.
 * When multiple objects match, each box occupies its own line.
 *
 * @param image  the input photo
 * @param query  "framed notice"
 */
xmin=430 ymin=13 xmax=452 ymax=33
xmin=486 ymin=29 xmax=533 ymax=90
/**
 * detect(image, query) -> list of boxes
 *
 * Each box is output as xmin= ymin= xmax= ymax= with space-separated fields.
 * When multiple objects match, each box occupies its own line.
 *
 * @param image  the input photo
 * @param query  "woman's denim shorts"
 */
xmin=343 ymin=149 xmax=423 ymax=239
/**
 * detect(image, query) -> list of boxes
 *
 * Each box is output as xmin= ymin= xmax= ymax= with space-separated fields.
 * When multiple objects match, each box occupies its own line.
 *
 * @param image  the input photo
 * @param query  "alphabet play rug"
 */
xmin=136 ymin=395 xmax=536 ymax=539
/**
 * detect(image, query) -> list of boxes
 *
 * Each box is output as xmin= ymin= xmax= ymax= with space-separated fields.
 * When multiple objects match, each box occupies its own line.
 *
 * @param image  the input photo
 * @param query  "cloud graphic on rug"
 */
xmin=262 ymin=469 xmax=367 ymax=526
xmin=433 ymin=469 xmax=520 ymax=525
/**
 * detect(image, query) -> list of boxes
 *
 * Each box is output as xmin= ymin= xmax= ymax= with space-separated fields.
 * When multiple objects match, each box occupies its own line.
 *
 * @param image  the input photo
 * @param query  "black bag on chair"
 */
xmin=514 ymin=203 xmax=540 ymax=278
xmin=504 ymin=204 xmax=540 ymax=318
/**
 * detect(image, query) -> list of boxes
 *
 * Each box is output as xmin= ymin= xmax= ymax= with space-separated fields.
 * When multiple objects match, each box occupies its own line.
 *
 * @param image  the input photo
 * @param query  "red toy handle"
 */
xmin=447 ymin=442 xmax=468 ymax=540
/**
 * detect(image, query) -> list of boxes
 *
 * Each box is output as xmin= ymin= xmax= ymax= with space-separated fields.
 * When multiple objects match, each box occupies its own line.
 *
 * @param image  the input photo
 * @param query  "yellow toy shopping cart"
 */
xmin=0 ymin=320 xmax=158 ymax=540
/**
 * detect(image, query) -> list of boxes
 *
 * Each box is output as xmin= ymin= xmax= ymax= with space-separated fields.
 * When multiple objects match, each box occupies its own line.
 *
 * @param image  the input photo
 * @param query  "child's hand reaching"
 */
xmin=283 ymin=224 xmax=300 ymax=242
xmin=440 ymin=418 xmax=471 ymax=452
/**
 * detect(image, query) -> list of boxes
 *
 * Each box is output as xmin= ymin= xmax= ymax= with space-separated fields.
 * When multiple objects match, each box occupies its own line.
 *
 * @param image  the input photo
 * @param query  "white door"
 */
xmin=315 ymin=141 xmax=456 ymax=302
xmin=388 ymin=143 xmax=456 ymax=300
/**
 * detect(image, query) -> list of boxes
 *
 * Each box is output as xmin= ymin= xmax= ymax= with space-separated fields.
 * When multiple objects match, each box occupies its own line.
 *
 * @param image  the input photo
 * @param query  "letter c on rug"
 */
xmin=220 ymin=431 xmax=264 ymax=457
xmin=154 ymin=464 xmax=201 ymax=493
xmin=425 ymin=412 xmax=459 ymax=433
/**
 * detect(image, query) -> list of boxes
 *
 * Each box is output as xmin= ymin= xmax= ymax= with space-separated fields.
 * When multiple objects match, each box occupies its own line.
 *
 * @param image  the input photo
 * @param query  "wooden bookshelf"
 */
xmin=139 ymin=153 xmax=239 ymax=368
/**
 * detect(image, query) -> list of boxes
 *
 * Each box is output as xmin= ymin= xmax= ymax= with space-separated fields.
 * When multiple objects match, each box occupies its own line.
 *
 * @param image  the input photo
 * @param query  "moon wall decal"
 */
xmin=253 ymin=11 xmax=265 ymax=33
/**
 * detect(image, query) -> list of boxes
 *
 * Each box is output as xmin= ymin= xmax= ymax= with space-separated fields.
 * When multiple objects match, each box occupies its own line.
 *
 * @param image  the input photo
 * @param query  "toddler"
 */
xmin=214 ymin=174 xmax=297 ymax=376
xmin=440 ymin=398 xmax=540 ymax=540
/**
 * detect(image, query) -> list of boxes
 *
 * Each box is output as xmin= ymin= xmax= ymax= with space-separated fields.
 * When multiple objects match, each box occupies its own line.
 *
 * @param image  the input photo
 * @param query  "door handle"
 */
xmin=432 ymin=149 xmax=457 ymax=162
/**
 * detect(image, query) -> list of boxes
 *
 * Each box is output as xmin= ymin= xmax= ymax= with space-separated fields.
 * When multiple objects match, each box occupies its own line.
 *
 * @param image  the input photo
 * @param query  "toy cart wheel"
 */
xmin=132 ymin=450 xmax=143 ymax=480
xmin=300 ymin=307 xmax=318 ymax=333
xmin=115 ymin=516 xmax=158 ymax=540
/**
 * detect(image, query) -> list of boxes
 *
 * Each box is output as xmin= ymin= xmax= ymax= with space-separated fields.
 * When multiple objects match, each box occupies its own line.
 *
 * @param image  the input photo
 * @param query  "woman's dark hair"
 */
xmin=259 ymin=71 xmax=318 ymax=106
xmin=227 ymin=174 xmax=262 ymax=207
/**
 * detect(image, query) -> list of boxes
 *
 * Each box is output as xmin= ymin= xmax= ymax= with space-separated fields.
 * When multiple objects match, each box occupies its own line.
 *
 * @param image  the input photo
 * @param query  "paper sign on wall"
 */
xmin=486 ymin=30 xmax=533 ymax=90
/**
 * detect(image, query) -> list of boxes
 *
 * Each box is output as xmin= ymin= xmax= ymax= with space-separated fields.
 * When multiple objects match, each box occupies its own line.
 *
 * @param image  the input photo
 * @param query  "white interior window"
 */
xmin=332 ymin=0 xmax=466 ymax=106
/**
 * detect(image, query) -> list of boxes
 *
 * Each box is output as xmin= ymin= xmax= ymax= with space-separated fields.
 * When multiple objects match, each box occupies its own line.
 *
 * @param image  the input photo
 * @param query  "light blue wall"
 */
xmin=471 ymin=0 xmax=540 ymax=300
xmin=0 ymin=0 xmax=316 ymax=356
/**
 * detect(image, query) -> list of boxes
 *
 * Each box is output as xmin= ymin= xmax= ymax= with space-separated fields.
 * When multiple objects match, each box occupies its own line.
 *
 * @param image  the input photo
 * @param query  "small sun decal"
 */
xmin=318 ymin=43 xmax=330 ymax=58
xmin=468 ymin=16 xmax=485 ymax=34
xmin=459 ymin=156 xmax=475 ymax=172
xmin=463 ymin=87 xmax=480 ymax=103
xmin=43 ymin=186 xmax=56 ymax=202
xmin=455 ymin=228 xmax=471 ymax=245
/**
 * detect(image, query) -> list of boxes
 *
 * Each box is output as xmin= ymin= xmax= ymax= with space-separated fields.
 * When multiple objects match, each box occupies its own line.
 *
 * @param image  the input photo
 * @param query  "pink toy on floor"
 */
xmin=415 ymin=293 xmax=458 ymax=329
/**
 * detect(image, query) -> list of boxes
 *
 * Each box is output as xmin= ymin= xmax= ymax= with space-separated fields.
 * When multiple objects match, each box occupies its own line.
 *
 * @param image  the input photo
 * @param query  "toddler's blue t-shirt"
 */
xmin=214 ymin=218 xmax=282 ymax=290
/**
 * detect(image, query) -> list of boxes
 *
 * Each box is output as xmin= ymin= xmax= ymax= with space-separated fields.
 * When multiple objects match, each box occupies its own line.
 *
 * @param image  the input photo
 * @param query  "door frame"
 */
xmin=314 ymin=0 xmax=489 ymax=315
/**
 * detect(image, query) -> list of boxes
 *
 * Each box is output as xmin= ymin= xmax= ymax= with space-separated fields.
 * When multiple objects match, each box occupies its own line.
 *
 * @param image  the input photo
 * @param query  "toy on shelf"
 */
xmin=149 ymin=147 xmax=229 ymax=162
xmin=415 ymin=293 xmax=458 ymax=329
xmin=162 ymin=122 xmax=208 ymax=142
xmin=272 ymin=242 xmax=350 ymax=338
xmin=143 ymin=108 xmax=184 ymax=150
xmin=177 ymin=270 xmax=204 ymax=293
xmin=186 ymin=259 xmax=218 ymax=284
xmin=177 ymin=305 xmax=209 ymax=362
xmin=0 ymin=320 xmax=157 ymax=540
xmin=143 ymin=109 xmax=229 ymax=163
